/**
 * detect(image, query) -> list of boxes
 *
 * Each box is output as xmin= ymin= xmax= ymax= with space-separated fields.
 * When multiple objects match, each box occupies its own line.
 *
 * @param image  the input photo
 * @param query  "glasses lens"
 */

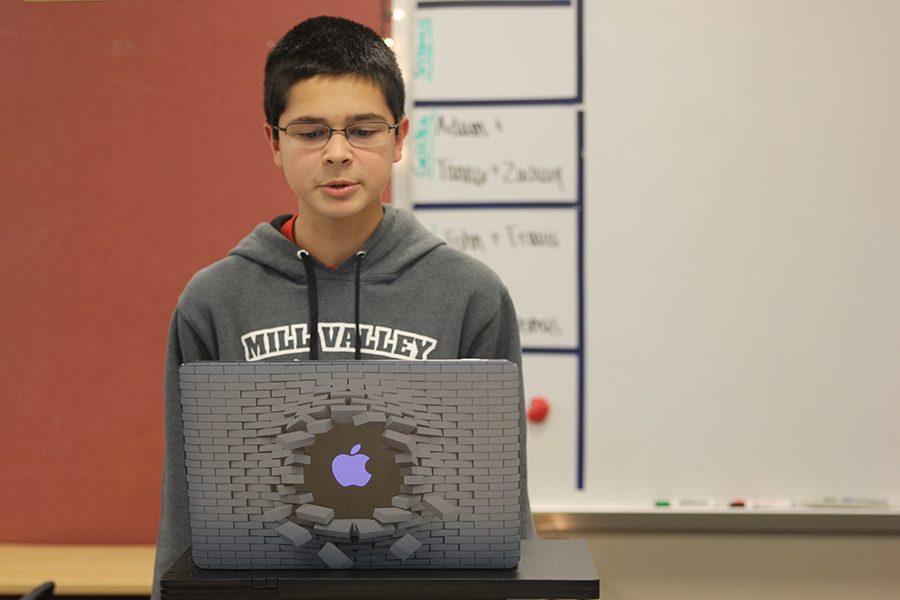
xmin=284 ymin=124 xmax=330 ymax=147
xmin=346 ymin=122 xmax=391 ymax=147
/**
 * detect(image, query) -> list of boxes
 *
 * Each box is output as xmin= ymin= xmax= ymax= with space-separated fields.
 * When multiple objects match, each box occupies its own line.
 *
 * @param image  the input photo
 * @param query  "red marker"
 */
xmin=527 ymin=396 xmax=550 ymax=423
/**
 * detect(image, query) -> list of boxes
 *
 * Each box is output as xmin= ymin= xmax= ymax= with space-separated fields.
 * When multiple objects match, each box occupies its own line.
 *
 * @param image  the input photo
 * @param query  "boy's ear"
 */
xmin=393 ymin=117 xmax=410 ymax=163
xmin=263 ymin=123 xmax=283 ymax=167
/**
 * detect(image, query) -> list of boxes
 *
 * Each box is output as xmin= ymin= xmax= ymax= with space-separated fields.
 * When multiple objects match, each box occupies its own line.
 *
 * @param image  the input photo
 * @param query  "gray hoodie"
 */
xmin=153 ymin=206 xmax=534 ymax=596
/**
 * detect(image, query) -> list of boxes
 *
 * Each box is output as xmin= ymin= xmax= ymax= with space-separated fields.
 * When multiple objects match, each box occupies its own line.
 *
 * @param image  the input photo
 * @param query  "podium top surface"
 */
xmin=160 ymin=539 xmax=600 ymax=599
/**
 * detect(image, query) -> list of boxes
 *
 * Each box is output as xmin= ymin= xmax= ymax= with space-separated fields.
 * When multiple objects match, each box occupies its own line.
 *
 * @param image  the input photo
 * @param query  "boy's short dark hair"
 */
xmin=264 ymin=16 xmax=405 ymax=135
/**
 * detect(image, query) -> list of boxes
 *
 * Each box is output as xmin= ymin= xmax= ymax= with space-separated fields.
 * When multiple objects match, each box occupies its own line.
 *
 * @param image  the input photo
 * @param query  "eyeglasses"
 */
xmin=274 ymin=120 xmax=400 ymax=150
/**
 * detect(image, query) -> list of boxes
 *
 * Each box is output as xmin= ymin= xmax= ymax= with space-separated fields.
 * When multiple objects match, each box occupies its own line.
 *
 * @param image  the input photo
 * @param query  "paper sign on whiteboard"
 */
xmin=412 ymin=106 xmax=579 ymax=204
xmin=415 ymin=208 xmax=579 ymax=349
xmin=413 ymin=5 xmax=579 ymax=103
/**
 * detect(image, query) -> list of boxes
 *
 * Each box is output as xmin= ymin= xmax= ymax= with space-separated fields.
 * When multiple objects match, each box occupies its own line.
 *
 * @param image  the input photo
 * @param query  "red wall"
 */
xmin=0 ymin=0 xmax=385 ymax=543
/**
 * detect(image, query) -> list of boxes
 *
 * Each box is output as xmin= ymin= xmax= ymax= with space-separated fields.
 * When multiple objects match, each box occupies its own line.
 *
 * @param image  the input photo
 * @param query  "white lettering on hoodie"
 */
xmin=241 ymin=322 xmax=437 ymax=361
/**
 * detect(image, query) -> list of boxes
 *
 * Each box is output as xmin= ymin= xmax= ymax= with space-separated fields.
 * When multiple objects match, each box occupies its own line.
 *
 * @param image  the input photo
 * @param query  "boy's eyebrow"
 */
xmin=285 ymin=113 xmax=392 ymax=125
xmin=348 ymin=113 xmax=393 ymax=123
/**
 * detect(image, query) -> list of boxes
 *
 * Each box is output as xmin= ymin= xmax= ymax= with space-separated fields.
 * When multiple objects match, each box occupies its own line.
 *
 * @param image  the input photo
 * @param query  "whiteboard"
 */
xmin=404 ymin=0 xmax=900 ymax=514
xmin=576 ymin=0 xmax=900 ymax=510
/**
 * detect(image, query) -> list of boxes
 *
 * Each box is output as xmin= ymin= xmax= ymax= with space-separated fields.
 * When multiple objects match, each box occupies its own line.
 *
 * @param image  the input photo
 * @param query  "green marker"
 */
xmin=655 ymin=500 xmax=671 ymax=508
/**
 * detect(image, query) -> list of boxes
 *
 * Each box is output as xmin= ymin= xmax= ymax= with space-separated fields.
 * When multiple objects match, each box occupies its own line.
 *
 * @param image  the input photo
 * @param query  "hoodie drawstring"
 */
xmin=354 ymin=251 xmax=367 ymax=359
xmin=297 ymin=249 xmax=367 ymax=360
xmin=297 ymin=250 xmax=319 ymax=360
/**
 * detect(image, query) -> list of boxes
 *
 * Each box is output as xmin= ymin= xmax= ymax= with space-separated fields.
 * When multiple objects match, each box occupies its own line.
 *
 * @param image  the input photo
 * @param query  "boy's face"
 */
xmin=265 ymin=75 xmax=408 ymax=231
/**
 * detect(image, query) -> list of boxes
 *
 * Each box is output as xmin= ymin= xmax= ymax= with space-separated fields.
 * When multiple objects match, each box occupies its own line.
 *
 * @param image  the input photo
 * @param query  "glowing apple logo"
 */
xmin=331 ymin=443 xmax=372 ymax=487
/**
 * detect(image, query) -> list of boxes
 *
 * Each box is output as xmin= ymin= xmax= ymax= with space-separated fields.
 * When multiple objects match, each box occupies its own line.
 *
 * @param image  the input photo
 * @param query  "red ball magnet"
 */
xmin=527 ymin=396 xmax=550 ymax=423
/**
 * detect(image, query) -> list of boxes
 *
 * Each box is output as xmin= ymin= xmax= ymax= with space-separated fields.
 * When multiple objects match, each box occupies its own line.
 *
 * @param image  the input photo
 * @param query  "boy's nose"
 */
xmin=323 ymin=131 xmax=353 ymax=163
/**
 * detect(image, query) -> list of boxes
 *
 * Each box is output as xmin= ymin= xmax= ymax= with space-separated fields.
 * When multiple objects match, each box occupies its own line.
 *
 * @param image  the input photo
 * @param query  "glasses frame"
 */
xmin=273 ymin=120 xmax=400 ymax=149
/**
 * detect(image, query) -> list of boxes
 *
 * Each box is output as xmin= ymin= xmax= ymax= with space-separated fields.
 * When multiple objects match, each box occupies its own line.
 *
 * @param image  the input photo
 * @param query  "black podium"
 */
xmin=160 ymin=539 xmax=600 ymax=599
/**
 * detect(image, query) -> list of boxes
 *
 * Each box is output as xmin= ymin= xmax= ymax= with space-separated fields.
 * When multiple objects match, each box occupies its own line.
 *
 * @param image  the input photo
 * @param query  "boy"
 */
xmin=153 ymin=15 xmax=534 ymax=596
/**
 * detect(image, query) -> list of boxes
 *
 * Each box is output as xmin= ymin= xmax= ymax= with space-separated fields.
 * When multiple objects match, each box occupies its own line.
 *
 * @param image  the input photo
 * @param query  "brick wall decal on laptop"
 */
xmin=179 ymin=360 xmax=521 ymax=569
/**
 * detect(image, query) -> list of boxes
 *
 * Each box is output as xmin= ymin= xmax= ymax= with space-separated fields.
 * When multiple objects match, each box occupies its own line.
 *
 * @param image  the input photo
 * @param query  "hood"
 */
xmin=225 ymin=205 xmax=447 ymax=360
xmin=227 ymin=204 xmax=445 ymax=281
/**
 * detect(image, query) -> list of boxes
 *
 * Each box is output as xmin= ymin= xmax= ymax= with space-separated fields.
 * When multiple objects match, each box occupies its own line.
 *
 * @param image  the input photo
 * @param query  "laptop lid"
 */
xmin=179 ymin=359 xmax=521 ymax=569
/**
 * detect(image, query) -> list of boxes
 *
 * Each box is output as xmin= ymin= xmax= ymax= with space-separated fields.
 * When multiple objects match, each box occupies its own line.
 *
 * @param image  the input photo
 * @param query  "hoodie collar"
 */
xmin=228 ymin=205 xmax=445 ymax=282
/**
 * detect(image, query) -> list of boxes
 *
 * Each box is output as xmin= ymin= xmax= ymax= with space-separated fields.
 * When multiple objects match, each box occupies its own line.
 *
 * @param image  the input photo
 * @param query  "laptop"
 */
xmin=179 ymin=359 xmax=521 ymax=569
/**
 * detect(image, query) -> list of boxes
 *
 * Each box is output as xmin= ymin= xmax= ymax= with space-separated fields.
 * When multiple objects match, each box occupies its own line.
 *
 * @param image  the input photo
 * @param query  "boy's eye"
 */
xmin=347 ymin=123 xmax=383 ymax=139
xmin=286 ymin=125 xmax=328 ymax=140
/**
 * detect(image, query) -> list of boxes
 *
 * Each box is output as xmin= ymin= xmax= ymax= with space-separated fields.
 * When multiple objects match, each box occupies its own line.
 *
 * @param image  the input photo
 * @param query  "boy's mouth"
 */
xmin=319 ymin=180 xmax=359 ymax=197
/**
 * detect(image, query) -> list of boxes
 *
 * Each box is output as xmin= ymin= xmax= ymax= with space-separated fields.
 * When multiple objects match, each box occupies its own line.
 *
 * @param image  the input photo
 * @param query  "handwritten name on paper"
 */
xmin=441 ymin=224 xmax=561 ymax=253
